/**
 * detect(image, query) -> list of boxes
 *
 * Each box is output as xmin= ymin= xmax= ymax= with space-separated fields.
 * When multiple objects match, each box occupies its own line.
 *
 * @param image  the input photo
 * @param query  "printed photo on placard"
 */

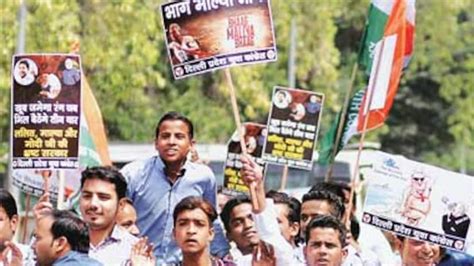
xmin=223 ymin=123 xmax=266 ymax=196
xmin=262 ymin=86 xmax=324 ymax=170
xmin=11 ymin=54 xmax=82 ymax=169
xmin=161 ymin=0 xmax=277 ymax=79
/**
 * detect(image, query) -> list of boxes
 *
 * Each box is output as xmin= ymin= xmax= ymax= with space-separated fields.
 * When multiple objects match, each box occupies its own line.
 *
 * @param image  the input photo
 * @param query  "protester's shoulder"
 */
xmin=188 ymin=161 xmax=215 ymax=179
xmin=114 ymin=225 xmax=139 ymax=246
xmin=440 ymin=250 xmax=474 ymax=266
xmin=120 ymin=157 xmax=156 ymax=179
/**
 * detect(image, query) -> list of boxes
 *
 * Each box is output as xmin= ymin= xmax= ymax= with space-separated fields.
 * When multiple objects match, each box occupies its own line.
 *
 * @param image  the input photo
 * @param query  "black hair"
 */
xmin=220 ymin=195 xmax=251 ymax=232
xmin=50 ymin=210 xmax=90 ymax=253
xmin=173 ymin=196 xmax=217 ymax=227
xmin=266 ymin=190 xmax=300 ymax=224
xmin=350 ymin=215 xmax=360 ymax=241
xmin=18 ymin=60 xmax=29 ymax=69
xmin=123 ymin=197 xmax=133 ymax=205
xmin=155 ymin=111 xmax=194 ymax=139
xmin=81 ymin=166 xmax=127 ymax=199
xmin=305 ymin=215 xmax=346 ymax=247
xmin=0 ymin=189 xmax=18 ymax=220
xmin=302 ymin=190 xmax=345 ymax=220
xmin=310 ymin=181 xmax=356 ymax=211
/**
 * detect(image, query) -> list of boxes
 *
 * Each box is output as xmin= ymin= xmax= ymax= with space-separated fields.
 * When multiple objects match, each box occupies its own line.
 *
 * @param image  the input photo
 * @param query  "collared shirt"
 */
xmin=89 ymin=225 xmax=138 ymax=266
xmin=54 ymin=251 xmax=103 ymax=266
xmin=343 ymin=244 xmax=381 ymax=266
xmin=121 ymin=156 xmax=230 ymax=264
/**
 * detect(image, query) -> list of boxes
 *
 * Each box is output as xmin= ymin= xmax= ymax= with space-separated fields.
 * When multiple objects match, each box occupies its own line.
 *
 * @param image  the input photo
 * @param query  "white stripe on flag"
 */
xmin=364 ymin=34 xmax=397 ymax=114
xmin=372 ymin=0 xmax=394 ymax=15
xmin=406 ymin=0 xmax=416 ymax=24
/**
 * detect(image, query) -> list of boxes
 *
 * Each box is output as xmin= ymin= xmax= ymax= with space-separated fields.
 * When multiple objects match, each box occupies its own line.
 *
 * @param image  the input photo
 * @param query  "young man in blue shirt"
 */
xmin=121 ymin=111 xmax=229 ymax=264
xmin=33 ymin=210 xmax=102 ymax=266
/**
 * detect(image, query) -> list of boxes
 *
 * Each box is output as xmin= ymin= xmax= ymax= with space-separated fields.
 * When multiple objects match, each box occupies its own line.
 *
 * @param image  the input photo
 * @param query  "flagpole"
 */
xmin=223 ymin=68 xmax=259 ymax=210
xmin=325 ymin=63 xmax=359 ymax=182
xmin=279 ymin=165 xmax=289 ymax=192
xmin=57 ymin=170 xmax=66 ymax=210
xmin=345 ymin=39 xmax=386 ymax=225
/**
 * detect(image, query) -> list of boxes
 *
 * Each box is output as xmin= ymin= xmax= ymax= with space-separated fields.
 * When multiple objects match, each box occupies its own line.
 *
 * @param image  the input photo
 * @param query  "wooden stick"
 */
xmin=57 ymin=170 xmax=66 ymax=210
xmin=223 ymin=68 xmax=259 ymax=209
xmin=345 ymin=39 xmax=386 ymax=225
xmin=279 ymin=165 xmax=289 ymax=192
xmin=223 ymin=69 xmax=247 ymax=153
xmin=325 ymin=63 xmax=359 ymax=182
xmin=22 ymin=194 xmax=31 ymax=243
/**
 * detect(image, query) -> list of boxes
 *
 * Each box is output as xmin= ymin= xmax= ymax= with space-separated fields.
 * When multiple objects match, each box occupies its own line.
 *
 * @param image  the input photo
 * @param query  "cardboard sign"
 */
xmin=11 ymin=54 xmax=82 ymax=169
xmin=362 ymin=152 xmax=474 ymax=252
xmin=161 ymin=0 xmax=277 ymax=79
xmin=262 ymin=87 xmax=324 ymax=170
xmin=223 ymin=123 xmax=266 ymax=195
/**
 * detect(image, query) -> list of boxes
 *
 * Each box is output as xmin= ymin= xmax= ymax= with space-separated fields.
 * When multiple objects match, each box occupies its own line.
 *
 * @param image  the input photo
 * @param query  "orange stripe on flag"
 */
xmin=358 ymin=0 xmax=407 ymax=132
xmin=82 ymin=75 xmax=112 ymax=165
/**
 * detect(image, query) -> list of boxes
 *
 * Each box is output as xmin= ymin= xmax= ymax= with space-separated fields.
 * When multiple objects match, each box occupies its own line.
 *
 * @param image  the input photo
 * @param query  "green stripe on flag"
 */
xmin=359 ymin=3 xmax=389 ymax=75
xmin=318 ymin=89 xmax=365 ymax=165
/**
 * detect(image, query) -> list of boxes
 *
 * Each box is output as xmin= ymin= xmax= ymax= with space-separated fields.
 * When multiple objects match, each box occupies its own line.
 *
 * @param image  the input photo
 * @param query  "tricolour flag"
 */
xmin=318 ymin=0 xmax=415 ymax=165
xmin=359 ymin=0 xmax=415 ymax=75
xmin=357 ymin=0 xmax=408 ymax=131
xmin=80 ymin=76 xmax=111 ymax=167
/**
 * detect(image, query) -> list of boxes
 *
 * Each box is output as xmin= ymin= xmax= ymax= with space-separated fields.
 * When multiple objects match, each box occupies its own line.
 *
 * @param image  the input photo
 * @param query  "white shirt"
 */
xmin=0 ymin=242 xmax=35 ymax=266
xmin=254 ymin=199 xmax=303 ymax=266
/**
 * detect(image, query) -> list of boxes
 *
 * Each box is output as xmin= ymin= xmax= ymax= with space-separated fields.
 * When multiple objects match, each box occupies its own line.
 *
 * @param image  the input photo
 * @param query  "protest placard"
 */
xmin=362 ymin=151 xmax=474 ymax=252
xmin=161 ymin=0 xmax=277 ymax=79
xmin=262 ymin=87 xmax=324 ymax=170
xmin=11 ymin=54 xmax=82 ymax=169
xmin=223 ymin=123 xmax=266 ymax=195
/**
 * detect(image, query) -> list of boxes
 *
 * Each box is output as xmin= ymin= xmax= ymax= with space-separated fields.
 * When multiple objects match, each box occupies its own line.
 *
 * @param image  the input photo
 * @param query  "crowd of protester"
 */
xmin=1 ymin=112 xmax=473 ymax=265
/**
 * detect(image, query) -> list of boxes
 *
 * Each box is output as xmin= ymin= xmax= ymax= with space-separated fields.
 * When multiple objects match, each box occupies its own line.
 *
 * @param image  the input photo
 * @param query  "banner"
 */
xmin=160 ymin=0 xmax=277 ymax=79
xmin=223 ymin=123 xmax=266 ymax=196
xmin=263 ymin=87 xmax=324 ymax=170
xmin=317 ymin=88 xmax=365 ymax=165
xmin=362 ymin=152 xmax=474 ymax=252
xmin=11 ymin=54 xmax=82 ymax=170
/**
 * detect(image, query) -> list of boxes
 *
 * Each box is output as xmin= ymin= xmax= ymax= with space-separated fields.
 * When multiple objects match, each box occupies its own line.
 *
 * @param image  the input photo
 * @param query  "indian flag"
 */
xmin=359 ymin=0 xmax=415 ymax=75
xmin=357 ymin=0 xmax=411 ymax=132
xmin=318 ymin=0 xmax=415 ymax=165
xmin=79 ymin=76 xmax=111 ymax=167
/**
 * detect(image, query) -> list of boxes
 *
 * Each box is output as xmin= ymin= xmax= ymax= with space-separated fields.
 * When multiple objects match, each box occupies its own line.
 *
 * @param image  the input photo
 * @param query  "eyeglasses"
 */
xmin=412 ymin=177 xmax=425 ymax=182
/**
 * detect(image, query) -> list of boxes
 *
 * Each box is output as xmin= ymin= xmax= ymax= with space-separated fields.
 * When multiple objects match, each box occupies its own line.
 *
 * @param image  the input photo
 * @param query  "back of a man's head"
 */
xmin=302 ymin=190 xmax=345 ymax=220
xmin=50 ymin=210 xmax=90 ymax=253
xmin=81 ymin=166 xmax=127 ymax=199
